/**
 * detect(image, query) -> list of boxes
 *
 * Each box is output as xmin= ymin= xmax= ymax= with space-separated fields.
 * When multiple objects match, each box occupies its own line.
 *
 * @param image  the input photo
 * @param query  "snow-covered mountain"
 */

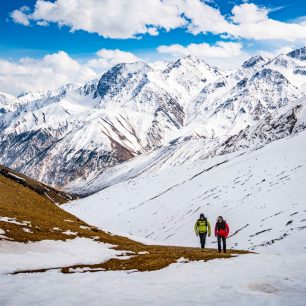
xmin=241 ymin=55 xmax=268 ymax=69
xmin=0 ymin=47 xmax=306 ymax=188
xmin=0 ymin=91 xmax=16 ymax=114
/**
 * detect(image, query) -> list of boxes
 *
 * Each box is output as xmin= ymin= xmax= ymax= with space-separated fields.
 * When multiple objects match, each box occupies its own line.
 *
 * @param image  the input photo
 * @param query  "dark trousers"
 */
xmin=199 ymin=232 xmax=207 ymax=249
xmin=217 ymin=235 xmax=226 ymax=252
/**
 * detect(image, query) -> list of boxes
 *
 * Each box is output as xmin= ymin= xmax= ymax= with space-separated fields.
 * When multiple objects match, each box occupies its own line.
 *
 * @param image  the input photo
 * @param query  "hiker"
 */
xmin=194 ymin=213 xmax=211 ymax=249
xmin=214 ymin=216 xmax=229 ymax=253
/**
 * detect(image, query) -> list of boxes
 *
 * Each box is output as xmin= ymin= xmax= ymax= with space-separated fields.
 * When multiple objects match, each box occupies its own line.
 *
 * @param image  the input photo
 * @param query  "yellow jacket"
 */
xmin=194 ymin=219 xmax=211 ymax=235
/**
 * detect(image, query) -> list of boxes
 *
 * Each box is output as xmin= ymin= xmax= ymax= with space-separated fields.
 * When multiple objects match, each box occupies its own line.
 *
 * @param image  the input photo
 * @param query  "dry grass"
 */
xmin=0 ymin=164 xmax=75 ymax=204
xmin=0 ymin=169 xmax=94 ymax=242
xmin=62 ymin=247 xmax=246 ymax=273
xmin=0 ymin=165 xmax=249 ymax=274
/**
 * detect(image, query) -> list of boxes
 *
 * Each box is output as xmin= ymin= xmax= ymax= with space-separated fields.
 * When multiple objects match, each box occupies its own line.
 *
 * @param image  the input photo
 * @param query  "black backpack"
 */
xmin=216 ymin=220 xmax=226 ymax=230
xmin=197 ymin=217 xmax=208 ymax=227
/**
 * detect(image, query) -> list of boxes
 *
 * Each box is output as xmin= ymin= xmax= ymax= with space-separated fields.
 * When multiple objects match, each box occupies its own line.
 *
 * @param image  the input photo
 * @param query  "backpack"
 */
xmin=197 ymin=217 xmax=207 ymax=227
xmin=216 ymin=220 xmax=226 ymax=231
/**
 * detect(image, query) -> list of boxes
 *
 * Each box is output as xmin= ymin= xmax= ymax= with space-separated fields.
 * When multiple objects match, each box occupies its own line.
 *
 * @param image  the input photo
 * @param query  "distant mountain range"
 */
xmin=1 ymin=47 xmax=306 ymax=192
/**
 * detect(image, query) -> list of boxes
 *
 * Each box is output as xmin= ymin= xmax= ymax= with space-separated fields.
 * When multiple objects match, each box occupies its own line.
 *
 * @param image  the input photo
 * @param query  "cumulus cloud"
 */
xmin=0 ymin=49 xmax=140 ymax=95
xmin=10 ymin=0 xmax=306 ymax=41
xmin=11 ymin=0 xmax=186 ymax=39
xmin=157 ymin=41 xmax=249 ymax=68
xmin=179 ymin=2 xmax=306 ymax=42
xmin=229 ymin=3 xmax=306 ymax=41
xmin=257 ymin=46 xmax=295 ymax=59
xmin=0 ymin=51 xmax=96 ymax=95
xmin=87 ymin=49 xmax=141 ymax=71
xmin=10 ymin=6 xmax=31 ymax=26
xmin=158 ymin=41 xmax=244 ymax=58
xmin=231 ymin=3 xmax=268 ymax=24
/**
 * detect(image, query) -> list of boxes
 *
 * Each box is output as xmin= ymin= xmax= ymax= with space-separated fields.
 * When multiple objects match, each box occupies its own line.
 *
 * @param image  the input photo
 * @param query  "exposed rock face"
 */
xmin=287 ymin=46 xmax=306 ymax=61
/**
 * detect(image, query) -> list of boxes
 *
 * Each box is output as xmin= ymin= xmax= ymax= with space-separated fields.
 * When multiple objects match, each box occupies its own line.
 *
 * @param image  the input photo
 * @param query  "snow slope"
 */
xmin=63 ymin=130 xmax=306 ymax=252
xmin=1 ymin=130 xmax=306 ymax=306
xmin=1 ymin=252 xmax=306 ymax=306
xmin=2 ymin=94 xmax=306 ymax=306
xmin=56 ymin=126 xmax=306 ymax=303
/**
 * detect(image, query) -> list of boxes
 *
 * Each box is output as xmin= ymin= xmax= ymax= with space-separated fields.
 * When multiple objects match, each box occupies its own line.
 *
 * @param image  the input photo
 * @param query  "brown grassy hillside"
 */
xmin=0 ymin=165 xmax=249 ymax=273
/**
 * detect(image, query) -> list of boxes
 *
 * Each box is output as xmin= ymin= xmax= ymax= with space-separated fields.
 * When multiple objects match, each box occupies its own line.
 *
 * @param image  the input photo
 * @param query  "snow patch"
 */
xmin=0 ymin=238 xmax=124 ymax=275
xmin=0 ymin=217 xmax=31 ymax=227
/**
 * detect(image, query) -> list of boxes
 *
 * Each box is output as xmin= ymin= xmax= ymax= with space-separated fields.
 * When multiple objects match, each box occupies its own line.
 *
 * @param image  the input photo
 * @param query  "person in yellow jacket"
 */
xmin=194 ymin=213 xmax=211 ymax=249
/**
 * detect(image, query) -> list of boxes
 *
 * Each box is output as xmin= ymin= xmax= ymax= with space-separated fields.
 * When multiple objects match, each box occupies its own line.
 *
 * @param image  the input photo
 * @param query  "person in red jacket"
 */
xmin=215 ymin=216 xmax=229 ymax=253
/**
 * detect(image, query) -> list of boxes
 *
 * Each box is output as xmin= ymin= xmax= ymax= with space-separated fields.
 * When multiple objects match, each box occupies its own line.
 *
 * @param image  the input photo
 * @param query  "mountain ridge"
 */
xmin=0 ymin=48 xmax=306 ymax=190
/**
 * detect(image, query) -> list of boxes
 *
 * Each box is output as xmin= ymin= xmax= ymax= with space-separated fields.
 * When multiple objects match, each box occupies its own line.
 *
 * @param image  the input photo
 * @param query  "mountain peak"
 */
xmin=266 ymin=53 xmax=295 ymax=69
xmin=167 ymin=55 xmax=209 ymax=70
xmin=180 ymin=55 xmax=208 ymax=65
xmin=287 ymin=46 xmax=306 ymax=61
xmin=242 ymin=55 xmax=267 ymax=69
xmin=112 ymin=61 xmax=152 ymax=73
xmin=164 ymin=55 xmax=219 ymax=77
xmin=95 ymin=61 xmax=152 ymax=99
xmin=184 ymin=54 xmax=201 ymax=61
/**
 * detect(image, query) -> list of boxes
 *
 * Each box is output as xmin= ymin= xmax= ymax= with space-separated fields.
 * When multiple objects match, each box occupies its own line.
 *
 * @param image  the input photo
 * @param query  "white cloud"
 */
xmin=10 ymin=1 xmax=306 ymax=42
xmin=292 ymin=16 xmax=306 ymax=25
xmin=11 ymin=6 xmax=31 ymax=26
xmin=87 ymin=49 xmax=141 ymax=71
xmin=0 ymin=49 xmax=141 ymax=95
xmin=229 ymin=3 xmax=306 ymax=41
xmin=158 ymin=41 xmax=243 ymax=58
xmin=11 ymin=0 xmax=186 ymax=39
xmin=179 ymin=0 xmax=235 ymax=35
xmin=258 ymin=46 xmax=295 ymax=59
xmin=157 ymin=41 xmax=249 ymax=68
xmin=231 ymin=3 xmax=268 ymax=24
xmin=0 ymin=51 xmax=96 ymax=95
xmin=177 ymin=2 xmax=306 ymax=42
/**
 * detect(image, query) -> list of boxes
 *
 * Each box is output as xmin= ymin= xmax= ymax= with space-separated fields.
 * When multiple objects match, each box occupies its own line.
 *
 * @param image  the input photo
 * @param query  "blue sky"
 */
xmin=1 ymin=0 xmax=306 ymax=60
xmin=0 ymin=0 xmax=306 ymax=94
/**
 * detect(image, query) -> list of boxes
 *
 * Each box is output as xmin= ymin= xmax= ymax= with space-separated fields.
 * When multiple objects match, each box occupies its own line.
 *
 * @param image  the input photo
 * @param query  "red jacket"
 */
xmin=215 ymin=221 xmax=229 ymax=238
